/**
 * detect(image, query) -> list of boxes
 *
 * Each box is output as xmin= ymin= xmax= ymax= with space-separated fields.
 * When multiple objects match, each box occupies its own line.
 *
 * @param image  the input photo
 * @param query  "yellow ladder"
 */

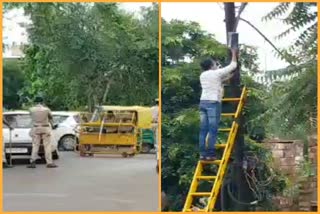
xmin=183 ymin=87 xmax=247 ymax=212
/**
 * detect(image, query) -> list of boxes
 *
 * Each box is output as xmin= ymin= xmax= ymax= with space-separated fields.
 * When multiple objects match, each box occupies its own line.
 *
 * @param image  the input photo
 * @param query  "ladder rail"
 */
xmin=206 ymin=122 xmax=239 ymax=211
xmin=234 ymin=87 xmax=247 ymax=119
xmin=183 ymin=162 xmax=203 ymax=211
xmin=207 ymin=87 xmax=247 ymax=211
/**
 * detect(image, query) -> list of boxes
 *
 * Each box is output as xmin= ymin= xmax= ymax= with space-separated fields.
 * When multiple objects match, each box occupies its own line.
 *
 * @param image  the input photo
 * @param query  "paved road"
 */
xmin=3 ymin=152 xmax=158 ymax=211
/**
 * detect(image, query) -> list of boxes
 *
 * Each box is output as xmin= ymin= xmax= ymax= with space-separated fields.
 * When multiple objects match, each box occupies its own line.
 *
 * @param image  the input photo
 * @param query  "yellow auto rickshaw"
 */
xmin=78 ymin=105 xmax=152 ymax=157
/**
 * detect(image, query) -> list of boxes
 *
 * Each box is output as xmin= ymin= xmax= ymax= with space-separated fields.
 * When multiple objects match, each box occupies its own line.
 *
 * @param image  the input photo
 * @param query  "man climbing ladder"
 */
xmin=183 ymin=86 xmax=247 ymax=212
xmin=199 ymin=49 xmax=237 ymax=160
xmin=183 ymin=32 xmax=248 ymax=211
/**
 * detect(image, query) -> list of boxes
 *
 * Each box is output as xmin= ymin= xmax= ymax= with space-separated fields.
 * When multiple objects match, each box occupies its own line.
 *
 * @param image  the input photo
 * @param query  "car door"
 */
xmin=52 ymin=115 xmax=70 ymax=140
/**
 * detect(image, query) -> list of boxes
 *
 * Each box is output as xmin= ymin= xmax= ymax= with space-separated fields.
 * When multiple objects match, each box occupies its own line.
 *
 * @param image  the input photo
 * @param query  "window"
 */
xmin=4 ymin=114 xmax=32 ymax=128
xmin=73 ymin=114 xmax=81 ymax=123
xmin=52 ymin=115 xmax=68 ymax=124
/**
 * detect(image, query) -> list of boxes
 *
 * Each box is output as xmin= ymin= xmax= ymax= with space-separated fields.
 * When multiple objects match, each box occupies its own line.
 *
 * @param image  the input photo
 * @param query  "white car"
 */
xmin=3 ymin=111 xmax=59 ymax=160
xmin=3 ymin=111 xmax=80 ymax=160
xmin=51 ymin=111 xmax=80 ymax=151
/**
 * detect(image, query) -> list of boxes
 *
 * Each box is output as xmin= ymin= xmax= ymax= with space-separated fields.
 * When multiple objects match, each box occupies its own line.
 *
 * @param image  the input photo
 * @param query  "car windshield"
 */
xmin=73 ymin=115 xmax=81 ymax=123
xmin=4 ymin=114 xmax=32 ymax=128
xmin=52 ymin=115 xmax=68 ymax=124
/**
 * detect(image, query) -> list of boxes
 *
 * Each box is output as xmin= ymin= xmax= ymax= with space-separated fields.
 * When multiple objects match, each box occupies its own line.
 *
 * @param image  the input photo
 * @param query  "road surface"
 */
xmin=3 ymin=152 xmax=158 ymax=211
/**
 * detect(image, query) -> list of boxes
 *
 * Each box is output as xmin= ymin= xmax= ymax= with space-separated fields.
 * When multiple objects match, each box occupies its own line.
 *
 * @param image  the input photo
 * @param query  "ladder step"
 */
xmin=215 ymin=144 xmax=226 ymax=149
xmin=221 ymin=113 xmax=235 ymax=117
xmin=196 ymin=176 xmax=217 ymax=180
xmin=222 ymin=98 xmax=241 ymax=102
xmin=218 ymin=128 xmax=231 ymax=132
xmin=200 ymin=160 xmax=221 ymax=165
xmin=186 ymin=209 xmax=206 ymax=212
xmin=190 ymin=192 xmax=211 ymax=197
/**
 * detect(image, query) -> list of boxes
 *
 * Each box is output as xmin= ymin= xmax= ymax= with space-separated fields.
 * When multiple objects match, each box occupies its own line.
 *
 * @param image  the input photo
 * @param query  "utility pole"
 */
xmin=224 ymin=3 xmax=239 ymax=85
xmin=223 ymin=3 xmax=249 ymax=211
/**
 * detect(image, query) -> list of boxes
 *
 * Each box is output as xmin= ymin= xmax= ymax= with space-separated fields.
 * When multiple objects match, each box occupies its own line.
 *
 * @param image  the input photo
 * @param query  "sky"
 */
xmin=3 ymin=9 xmax=29 ymax=48
xmin=3 ymin=2 xmax=295 ymax=71
xmin=161 ymin=2 xmax=297 ymax=71
xmin=2 ymin=3 xmax=153 ymax=57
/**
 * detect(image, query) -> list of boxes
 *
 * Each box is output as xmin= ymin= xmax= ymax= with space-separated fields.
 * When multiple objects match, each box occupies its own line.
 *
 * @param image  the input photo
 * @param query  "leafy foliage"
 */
xmin=262 ymin=3 xmax=317 ymax=63
xmin=259 ymin=3 xmax=317 ymax=139
xmin=3 ymin=3 xmax=158 ymax=110
xmin=162 ymin=19 xmax=227 ymax=66
xmin=3 ymin=59 xmax=26 ymax=109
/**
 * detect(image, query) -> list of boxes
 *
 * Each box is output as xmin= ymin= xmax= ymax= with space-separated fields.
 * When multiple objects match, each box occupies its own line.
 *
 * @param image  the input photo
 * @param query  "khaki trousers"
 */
xmin=30 ymin=128 xmax=53 ymax=164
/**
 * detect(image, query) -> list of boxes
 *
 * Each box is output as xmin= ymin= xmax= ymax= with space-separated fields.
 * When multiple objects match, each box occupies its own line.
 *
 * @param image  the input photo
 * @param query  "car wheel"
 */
xmin=141 ymin=143 xmax=152 ymax=153
xmin=59 ymin=135 xmax=77 ymax=151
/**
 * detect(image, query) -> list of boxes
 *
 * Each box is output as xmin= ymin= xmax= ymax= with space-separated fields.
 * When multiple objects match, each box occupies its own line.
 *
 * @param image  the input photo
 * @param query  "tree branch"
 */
xmin=234 ymin=3 xmax=248 ymax=31
xmin=102 ymin=78 xmax=113 ymax=104
xmin=239 ymin=17 xmax=294 ymax=66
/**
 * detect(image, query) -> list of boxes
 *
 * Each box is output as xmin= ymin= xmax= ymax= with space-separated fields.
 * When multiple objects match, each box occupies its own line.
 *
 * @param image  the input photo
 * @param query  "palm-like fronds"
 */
xmin=258 ymin=3 xmax=317 ymax=138
xmin=262 ymin=3 xmax=317 ymax=61
xmin=253 ymin=66 xmax=317 ymax=138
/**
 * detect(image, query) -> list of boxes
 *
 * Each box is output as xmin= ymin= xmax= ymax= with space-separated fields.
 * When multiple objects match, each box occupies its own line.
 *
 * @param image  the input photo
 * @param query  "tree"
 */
xmin=259 ymin=3 xmax=317 ymax=139
xmin=3 ymin=3 xmax=158 ymax=110
xmin=3 ymin=58 xmax=26 ymax=110
xmin=262 ymin=3 xmax=317 ymax=63
xmin=161 ymin=17 xmax=280 ymax=211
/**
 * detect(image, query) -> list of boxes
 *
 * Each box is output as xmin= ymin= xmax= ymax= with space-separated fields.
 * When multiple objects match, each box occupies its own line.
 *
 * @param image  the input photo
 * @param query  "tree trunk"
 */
xmin=102 ymin=78 xmax=113 ymax=105
xmin=87 ymin=92 xmax=92 ymax=112
xmin=224 ymin=3 xmax=251 ymax=211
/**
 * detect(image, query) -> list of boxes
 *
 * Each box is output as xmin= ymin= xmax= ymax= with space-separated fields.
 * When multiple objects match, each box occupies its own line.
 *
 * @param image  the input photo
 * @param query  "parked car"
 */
xmin=51 ymin=111 xmax=80 ymax=151
xmin=3 ymin=111 xmax=81 ymax=161
xmin=3 ymin=111 xmax=59 ymax=161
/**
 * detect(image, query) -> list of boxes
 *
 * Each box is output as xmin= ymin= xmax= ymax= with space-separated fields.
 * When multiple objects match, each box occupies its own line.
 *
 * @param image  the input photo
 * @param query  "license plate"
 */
xmin=6 ymin=148 xmax=28 ymax=153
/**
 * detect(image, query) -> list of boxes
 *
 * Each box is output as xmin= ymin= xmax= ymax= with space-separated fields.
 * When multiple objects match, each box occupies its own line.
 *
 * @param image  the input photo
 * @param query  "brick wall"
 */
xmin=265 ymin=140 xmax=304 ymax=176
xmin=298 ymin=135 xmax=317 ymax=211
xmin=265 ymin=138 xmax=317 ymax=211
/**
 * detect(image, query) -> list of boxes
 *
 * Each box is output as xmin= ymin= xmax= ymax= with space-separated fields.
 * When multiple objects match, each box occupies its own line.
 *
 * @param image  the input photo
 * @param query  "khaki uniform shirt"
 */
xmin=29 ymin=104 xmax=52 ymax=135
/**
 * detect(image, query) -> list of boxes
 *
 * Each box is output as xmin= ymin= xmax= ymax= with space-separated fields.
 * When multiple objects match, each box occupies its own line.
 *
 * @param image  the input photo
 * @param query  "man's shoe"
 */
xmin=206 ymin=156 xmax=217 ymax=161
xmin=200 ymin=155 xmax=206 ymax=160
xmin=3 ymin=163 xmax=10 ymax=168
xmin=46 ymin=163 xmax=58 ymax=168
xmin=27 ymin=162 xmax=36 ymax=168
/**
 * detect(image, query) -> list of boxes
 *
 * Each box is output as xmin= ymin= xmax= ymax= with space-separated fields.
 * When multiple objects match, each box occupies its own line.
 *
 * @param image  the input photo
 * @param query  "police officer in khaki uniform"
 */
xmin=27 ymin=96 xmax=58 ymax=168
